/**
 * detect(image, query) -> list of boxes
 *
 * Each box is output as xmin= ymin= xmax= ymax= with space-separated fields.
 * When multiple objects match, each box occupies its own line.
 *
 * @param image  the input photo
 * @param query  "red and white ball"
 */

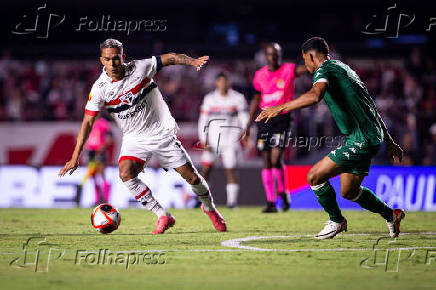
xmin=91 ymin=203 xmax=121 ymax=234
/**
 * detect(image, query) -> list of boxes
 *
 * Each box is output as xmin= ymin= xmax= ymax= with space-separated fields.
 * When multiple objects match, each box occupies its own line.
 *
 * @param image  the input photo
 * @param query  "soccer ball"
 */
xmin=91 ymin=203 xmax=121 ymax=234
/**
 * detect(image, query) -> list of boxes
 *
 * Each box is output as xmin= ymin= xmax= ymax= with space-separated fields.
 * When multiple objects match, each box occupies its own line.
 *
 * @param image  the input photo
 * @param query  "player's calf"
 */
xmin=175 ymin=162 xmax=227 ymax=231
xmin=176 ymin=162 xmax=216 ymax=211
xmin=123 ymin=177 xmax=173 ymax=234
xmin=347 ymin=186 xmax=395 ymax=223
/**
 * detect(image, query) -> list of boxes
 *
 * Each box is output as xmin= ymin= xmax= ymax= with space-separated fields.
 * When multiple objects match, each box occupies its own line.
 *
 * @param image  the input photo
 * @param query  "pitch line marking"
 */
xmin=220 ymin=232 xmax=436 ymax=252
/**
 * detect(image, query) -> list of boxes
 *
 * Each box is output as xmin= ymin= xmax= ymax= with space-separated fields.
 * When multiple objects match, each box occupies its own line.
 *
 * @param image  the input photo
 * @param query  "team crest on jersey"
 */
xmin=120 ymin=92 xmax=134 ymax=104
xmin=277 ymin=79 xmax=285 ymax=89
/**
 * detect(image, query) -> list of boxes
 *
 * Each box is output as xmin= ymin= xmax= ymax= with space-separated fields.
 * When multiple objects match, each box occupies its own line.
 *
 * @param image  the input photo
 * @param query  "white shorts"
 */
xmin=201 ymin=146 xmax=237 ymax=169
xmin=119 ymin=133 xmax=190 ymax=169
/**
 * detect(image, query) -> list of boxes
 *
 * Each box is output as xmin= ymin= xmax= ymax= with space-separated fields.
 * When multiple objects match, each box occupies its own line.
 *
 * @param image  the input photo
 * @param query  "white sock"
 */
xmin=124 ymin=178 xmax=167 ymax=218
xmin=226 ymin=183 xmax=239 ymax=207
xmin=95 ymin=174 xmax=104 ymax=187
xmin=191 ymin=175 xmax=215 ymax=212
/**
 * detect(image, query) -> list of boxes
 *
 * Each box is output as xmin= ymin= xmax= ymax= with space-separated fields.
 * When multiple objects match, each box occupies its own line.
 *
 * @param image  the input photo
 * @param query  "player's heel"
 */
xmin=342 ymin=218 xmax=348 ymax=232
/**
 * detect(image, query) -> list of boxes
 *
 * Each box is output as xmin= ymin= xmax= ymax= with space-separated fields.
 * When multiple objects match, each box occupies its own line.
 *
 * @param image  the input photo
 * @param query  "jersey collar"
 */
xmin=315 ymin=59 xmax=329 ymax=74
xmin=215 ymin=88 xmax=231 ymax=97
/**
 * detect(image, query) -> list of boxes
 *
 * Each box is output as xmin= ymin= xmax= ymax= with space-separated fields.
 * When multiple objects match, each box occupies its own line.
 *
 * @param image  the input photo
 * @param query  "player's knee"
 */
xmin=119 ymin=167 xmax=136 ymax=182
xmin=307 ymin=169 xmax=319 ymax=186
xmin=270 ymin=160 xmax=281 ymax=168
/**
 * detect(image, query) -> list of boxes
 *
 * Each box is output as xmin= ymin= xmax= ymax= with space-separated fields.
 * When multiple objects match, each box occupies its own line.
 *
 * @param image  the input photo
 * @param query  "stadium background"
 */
xmin=1 ymin=0 xmax=435 ymax=209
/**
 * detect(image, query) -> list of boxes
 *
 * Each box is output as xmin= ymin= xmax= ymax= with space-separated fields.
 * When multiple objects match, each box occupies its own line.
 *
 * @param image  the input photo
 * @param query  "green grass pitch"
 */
xmin=1 ymin=208 xmax=436 ymax=289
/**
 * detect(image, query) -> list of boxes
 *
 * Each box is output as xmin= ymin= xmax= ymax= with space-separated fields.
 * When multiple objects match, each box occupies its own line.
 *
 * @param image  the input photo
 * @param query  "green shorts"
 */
xmin=327 ymin=139 xmax=380 ymax=176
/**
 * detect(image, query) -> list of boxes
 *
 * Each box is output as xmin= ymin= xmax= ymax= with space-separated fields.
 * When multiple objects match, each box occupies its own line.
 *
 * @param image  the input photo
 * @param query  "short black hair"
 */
xmin=216 ymin=72 xmax=228 ymax=80
xmin=100 ymin=38 xmax=123 ymax=53
xmin=301 ymin=37 xmax=329 ymax=55
xmin=265 ymin=42 xmax=282 ymax=54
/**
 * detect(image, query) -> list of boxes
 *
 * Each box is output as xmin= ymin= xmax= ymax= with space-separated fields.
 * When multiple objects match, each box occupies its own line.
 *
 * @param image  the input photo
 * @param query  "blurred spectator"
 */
xmin=424 ymin=124 xmax=436 ymax=166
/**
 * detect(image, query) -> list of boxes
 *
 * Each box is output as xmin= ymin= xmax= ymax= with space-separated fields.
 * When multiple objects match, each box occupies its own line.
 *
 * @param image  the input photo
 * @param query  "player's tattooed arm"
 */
xmin=256 ymin=82 xmax=327 ymax=123
xmin=59 ymin=114 xmax=97 ymax=177
xmin=160 ymin=53 xmax=209 ymax=71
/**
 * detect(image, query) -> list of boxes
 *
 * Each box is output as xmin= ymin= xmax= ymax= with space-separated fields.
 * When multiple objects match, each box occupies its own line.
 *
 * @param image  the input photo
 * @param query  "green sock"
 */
xmin=352 ymin=187 xmax=393 ymax=222
xmin=311 ymin=182 xmax=344 ymax=223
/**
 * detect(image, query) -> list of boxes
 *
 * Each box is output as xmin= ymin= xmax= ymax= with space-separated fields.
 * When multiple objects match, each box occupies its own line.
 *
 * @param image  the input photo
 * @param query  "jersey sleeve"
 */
xmin=85 ymin=83 xmax=105 ymax=116
xmin=135 ymin=56 xmax=162 ymax=79
xmin=236 ymin=93 xmax=249 ymax=127
xmin=200 ymin=94 xmax=212 ymax=115
xmin=198 ymin=95 xmax=211 ymax=143
xmin=236 ymin=93 xmax=248 ymax=111
xmin=252 ymin=71 xmax=262 ymax=93
xmin=313 ymin=66 xmax=329 ymax=85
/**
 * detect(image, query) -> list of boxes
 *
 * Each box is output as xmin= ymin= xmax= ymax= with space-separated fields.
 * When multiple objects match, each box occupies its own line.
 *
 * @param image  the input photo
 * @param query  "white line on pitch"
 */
xmin=220 ymin=232 xmax=436 ymax=252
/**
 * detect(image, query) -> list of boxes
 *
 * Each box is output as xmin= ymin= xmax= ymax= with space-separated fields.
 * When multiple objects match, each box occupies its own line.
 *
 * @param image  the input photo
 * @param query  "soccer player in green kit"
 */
xmin=256 ymin=37 xmax=405 ymax=239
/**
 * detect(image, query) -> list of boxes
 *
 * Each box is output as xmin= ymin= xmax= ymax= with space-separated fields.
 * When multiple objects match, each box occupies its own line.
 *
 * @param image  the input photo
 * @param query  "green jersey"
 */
xmin=313 ymin=59 xmax=383 ymax=145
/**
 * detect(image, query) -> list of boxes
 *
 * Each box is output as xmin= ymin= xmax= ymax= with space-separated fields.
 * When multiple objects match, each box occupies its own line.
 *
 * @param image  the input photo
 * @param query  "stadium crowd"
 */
xmin=0 ymin=49 xmax=434 ymax=165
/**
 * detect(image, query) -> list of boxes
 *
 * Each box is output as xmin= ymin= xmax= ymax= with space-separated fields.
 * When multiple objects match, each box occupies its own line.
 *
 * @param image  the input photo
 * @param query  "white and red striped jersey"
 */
xmin=198 ymin=88 xmax=248 ymax=148
xmin=85 ymin=57 xmax=177 ymax=137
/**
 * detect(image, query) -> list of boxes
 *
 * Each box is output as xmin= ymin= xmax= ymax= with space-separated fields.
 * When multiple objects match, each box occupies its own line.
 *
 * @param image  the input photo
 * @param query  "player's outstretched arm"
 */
xmin=256 ymin=82 xmax=327 ymax=123
xmin=59 ymin=114 xmax=97 ymax=177
xmin=376 ymin=110 xmax=403 ymax=163
xmin=160 ymin=53 xmax=209 ymax=71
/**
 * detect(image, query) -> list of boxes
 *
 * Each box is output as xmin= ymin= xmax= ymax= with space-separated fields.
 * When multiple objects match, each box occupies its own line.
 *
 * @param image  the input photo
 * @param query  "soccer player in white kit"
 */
xmin=59 ymin=39 xmax=226 ymax=234
xmin=198 ymin=72 xmax=248 ymax=208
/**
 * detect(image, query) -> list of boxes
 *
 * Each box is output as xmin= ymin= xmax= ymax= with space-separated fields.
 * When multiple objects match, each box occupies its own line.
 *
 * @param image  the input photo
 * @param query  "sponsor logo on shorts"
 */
xmin=257 ymin=139 xmax=265 ymax=151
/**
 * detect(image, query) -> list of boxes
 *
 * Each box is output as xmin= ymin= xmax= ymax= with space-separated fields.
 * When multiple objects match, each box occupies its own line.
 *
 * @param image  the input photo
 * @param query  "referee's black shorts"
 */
xmin=256 ymin=113 xmax=291 ymax=152
xmin=88 ymin=150 xmax=107 ymax=163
